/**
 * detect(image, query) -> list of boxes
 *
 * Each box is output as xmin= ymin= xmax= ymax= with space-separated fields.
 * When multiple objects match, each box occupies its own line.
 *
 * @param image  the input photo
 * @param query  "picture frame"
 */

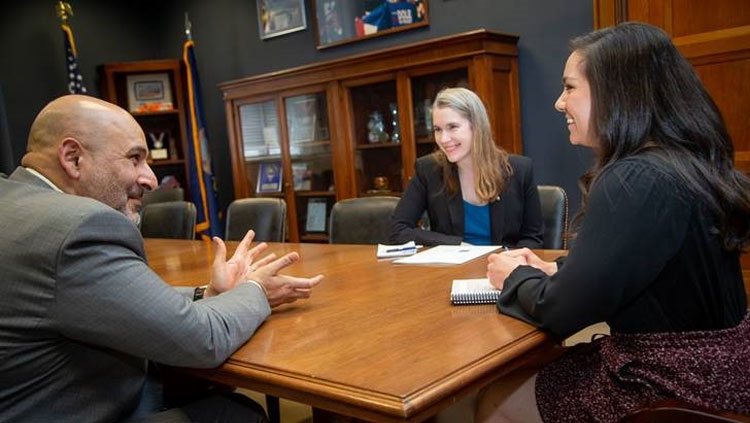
xmin=287 ymin=95 xmax=317 ymax=143
xmin=126 ymin=73 xmax=173 ymax=113
xmin=256 ymin=161 xmax=283 ymax=193
xmin=305 ymin=198 xmax=327 ymax=233
xmin=257 ymin=0 xmax=307 ymax=40
xmin=292 ymin=162 xmax=312 ymax=190
xmin=313 ymin=0 xmax=429 ymax=49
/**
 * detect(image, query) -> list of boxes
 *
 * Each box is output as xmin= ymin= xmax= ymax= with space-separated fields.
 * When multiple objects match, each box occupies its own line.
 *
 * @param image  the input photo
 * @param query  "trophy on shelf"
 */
xmin=367 ymin=111 xmax=389 ymax=143
xmin=148 ymin=131 xmax=169 ymax=160
xmin=368 ymin=175 xmax=390 ymax=194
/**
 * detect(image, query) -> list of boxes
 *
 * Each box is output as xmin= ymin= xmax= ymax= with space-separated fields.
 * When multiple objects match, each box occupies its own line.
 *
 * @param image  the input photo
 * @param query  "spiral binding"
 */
xmin=451 ymin=290 xmax=500 ymax=305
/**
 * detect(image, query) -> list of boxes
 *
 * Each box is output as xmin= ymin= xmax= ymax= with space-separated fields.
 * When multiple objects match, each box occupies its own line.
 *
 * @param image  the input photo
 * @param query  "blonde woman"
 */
xmin=389 ymin=87 xmax=543 ymax=247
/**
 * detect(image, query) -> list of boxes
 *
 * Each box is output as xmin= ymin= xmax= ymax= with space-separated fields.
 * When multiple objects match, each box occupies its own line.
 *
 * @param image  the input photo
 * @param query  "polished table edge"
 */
xmin=146 ymin=239 xmax=562 ymax=421
xmin=187 ymin=331 xmax=553 ymax=422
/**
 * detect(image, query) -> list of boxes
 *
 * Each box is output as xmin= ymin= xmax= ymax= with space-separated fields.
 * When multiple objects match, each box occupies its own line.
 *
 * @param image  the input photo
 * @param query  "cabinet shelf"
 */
xmin=132 ymin=110 xmax=180 ymax=117
xmin=290 ymin=140 xmax=331 ymax=147
xmin=357 ymin=142 xmax=402 ymax=150
xmin=148 ymin=158 xmax=185 ymax=167
xmin=244 ymin=155 xmax=283 ymax=163
xmin=295 ymin=191 xmax=336 ymax=197
xmin=258 ymin=192 xmax=285 ymax=198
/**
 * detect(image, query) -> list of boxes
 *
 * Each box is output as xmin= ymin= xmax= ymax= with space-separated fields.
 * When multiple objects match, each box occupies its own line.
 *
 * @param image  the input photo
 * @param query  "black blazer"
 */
xmin=389 ymin=154 xmax=544 ymax=247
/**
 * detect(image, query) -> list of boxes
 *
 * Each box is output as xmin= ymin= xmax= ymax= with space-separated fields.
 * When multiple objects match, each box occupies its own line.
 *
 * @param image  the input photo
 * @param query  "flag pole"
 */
xmin=183 ymin=14 xmax=221 ymax=238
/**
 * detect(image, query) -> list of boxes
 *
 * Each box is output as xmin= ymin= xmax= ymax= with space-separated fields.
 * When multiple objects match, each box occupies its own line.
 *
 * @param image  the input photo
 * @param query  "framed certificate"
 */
xmin=256 ymin=161 xmax=283 ymax=193
xmin=305 ymin=198 xmax=327 ymax=233
xmin=126 ymin=73 xmax=173 ymax=113
xmin=287 ymin=95 xmax=317 ymax=143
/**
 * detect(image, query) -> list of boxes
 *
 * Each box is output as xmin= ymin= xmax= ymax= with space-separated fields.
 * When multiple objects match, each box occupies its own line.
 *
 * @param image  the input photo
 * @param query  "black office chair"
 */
xmin=537 ymin=185 xmax=568 ymax=249
xmin=225 ymin=198 xmax=287 ymax=242
xmin=140 ymin=201 xmax=196 ymax=240
xmin=142 ymin=187 xmax=184 ymax=208
xmin=329 ymin=196 xmax=400 ymax=244
xmin=618 ymin=399 xmax=750 ymax=423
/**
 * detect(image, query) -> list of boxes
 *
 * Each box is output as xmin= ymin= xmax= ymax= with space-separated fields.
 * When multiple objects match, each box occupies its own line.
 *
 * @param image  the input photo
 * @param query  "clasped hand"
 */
xmin=206 ymin=230 xmax=323 ymax=307
xmin=487 ymin=247 xmax=557 ymax=289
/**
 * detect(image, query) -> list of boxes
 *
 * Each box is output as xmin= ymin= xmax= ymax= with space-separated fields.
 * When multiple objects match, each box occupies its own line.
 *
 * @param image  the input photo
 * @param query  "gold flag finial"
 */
xmin=56 ymin=1 xmax=73 ymax=25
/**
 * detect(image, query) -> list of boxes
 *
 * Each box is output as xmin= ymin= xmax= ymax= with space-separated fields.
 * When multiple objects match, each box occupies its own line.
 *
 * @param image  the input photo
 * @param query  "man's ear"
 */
xmin=58 ymin=138 xmax=84 ymax=180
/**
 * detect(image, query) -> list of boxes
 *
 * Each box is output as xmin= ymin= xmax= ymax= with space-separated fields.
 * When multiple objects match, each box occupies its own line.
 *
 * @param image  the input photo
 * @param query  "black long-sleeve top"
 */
xmin=389 ymin=154 xmax=544 ymax=247
xmin=499 ymin=154 xmax=747 ymax=338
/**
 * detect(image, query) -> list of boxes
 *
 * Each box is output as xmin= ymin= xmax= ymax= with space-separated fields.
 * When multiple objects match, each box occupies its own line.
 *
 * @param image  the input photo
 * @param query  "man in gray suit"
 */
xmin=0 ymin=95 xmax=323 ymax=422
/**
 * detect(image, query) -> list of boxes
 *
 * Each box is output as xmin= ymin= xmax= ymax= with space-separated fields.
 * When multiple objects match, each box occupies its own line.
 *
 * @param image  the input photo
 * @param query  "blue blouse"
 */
xmin=463 ymin=201 xmax=491 ymax=245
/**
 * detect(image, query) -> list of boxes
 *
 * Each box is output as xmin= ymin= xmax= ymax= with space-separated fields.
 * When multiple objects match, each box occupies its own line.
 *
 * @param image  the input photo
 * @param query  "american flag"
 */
xmin=61 ymin=24 xmax=86 ymax=94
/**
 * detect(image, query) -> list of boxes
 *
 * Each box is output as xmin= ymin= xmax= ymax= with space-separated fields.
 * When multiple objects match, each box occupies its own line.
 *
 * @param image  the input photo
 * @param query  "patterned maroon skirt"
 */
xmin=535 ymin=314 xmax=750 ymax=423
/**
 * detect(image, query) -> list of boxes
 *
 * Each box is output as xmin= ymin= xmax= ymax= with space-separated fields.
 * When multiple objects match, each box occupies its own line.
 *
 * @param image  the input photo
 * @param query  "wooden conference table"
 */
xmin=145 ymin=239 xmax=563 ymax=423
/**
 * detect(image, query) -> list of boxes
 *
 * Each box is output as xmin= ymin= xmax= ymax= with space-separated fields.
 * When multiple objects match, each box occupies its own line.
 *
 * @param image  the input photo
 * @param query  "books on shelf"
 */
xmin=450 ymin=278 xmax=501 ymax=305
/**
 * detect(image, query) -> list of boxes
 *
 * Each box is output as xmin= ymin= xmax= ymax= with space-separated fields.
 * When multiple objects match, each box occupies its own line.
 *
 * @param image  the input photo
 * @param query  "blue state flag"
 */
xmin=61 ymin=23 xmax=87 ymax=94
xmin=183 ymin=39 xmax=221 ymax=239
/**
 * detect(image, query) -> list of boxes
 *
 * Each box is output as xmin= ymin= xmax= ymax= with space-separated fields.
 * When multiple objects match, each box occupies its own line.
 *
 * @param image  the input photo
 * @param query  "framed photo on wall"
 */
xmin=257 ymin=0 xmax=307 ymax=39
xmin=313 ymin=0 xmax=428 ymax=49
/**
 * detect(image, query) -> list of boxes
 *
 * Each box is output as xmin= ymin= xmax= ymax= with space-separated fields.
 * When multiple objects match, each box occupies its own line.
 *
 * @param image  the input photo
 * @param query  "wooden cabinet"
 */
xmin=99 ymin=59 xmax=191 ymax=197
xmin=220 ymin=29 xmax=521 ymax=242
xmin=594 ymin=0 xmax=750 ymax=174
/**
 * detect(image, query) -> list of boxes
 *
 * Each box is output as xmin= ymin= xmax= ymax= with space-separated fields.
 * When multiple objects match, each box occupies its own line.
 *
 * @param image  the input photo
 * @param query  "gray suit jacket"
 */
xmin=0 ymin=168 xmax=271 ymax=422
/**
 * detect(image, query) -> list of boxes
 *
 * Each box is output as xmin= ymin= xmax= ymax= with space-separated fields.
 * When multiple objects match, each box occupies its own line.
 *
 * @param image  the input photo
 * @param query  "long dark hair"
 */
xmin=571 ymin=22 xmax=750 ymax=251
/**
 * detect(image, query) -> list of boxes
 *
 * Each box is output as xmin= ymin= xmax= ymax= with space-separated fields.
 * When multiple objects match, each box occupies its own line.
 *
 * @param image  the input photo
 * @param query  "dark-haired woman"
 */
xmin=477 ymin=22 xmax=750 ymax=423
xmin=389 ymin=87 xmax=543 ymax=248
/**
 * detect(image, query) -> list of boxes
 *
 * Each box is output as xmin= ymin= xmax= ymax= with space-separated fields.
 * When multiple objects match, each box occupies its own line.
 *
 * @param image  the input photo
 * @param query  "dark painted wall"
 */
xmin=1 ymin=0 xmax=593 ymax=220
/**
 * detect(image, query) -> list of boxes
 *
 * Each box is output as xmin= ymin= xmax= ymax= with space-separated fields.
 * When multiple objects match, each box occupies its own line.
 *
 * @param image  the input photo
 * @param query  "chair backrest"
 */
xmin=142 ymin=187 xmax=184 ymax=208
xmin=140 ymin=201 xmax=196 ymax=240
xmin=225 ymin=198 xmax=287 ymax=242
xmin=537 ymin=185 xmax=568 ymax=249
xmin=329 ymin=196 xmax=400 ymax=244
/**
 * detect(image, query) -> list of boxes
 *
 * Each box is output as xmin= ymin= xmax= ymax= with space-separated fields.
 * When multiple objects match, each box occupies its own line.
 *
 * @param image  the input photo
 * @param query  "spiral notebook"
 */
xmin=450 ymin=278 xmax=501 ymax=305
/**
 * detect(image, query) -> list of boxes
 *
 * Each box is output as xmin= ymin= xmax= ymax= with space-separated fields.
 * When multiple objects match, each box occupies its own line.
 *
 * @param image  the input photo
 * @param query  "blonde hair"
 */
xmin=431 ymin=87 xmax=511 ymax=202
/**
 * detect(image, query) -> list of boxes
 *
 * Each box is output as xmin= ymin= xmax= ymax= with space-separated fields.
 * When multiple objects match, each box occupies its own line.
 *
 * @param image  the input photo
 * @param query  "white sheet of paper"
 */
xmin=393 ymin=245 xmax=501 ymax=265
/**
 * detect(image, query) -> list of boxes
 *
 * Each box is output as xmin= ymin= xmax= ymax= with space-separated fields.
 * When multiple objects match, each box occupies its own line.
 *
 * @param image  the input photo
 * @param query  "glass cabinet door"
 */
xmin=238 ymin=99 xmax=283 ymax=197
xmin=349 ymin=80 xmax=402 ymax=196
xmin=410 ymin=68 xmax=469 ymax=158
xmin=284 ymin=92 xmax=335 ymax=241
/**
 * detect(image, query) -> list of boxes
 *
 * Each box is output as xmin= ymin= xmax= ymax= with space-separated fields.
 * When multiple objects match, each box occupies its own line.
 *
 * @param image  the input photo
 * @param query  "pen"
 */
xmin=385 ymin=246 xmax=417 ymax=253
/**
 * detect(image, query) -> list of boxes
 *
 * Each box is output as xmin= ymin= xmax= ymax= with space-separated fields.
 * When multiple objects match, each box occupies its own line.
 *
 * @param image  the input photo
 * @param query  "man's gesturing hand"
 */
xmin=248 ymin=252 xmax=323 ymax=308
xmin=207 ymin=230 xmax=267 ymax=297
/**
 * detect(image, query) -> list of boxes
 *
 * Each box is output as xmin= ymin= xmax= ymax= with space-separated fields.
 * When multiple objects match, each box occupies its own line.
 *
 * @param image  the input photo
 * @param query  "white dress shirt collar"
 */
xmin=24 ymin=167 xmax=63 ymax=193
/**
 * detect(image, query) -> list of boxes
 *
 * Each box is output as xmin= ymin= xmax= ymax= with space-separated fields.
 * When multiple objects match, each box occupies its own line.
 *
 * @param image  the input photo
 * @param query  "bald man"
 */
xmin=0 ymin=95 xmax=322 ymax=422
